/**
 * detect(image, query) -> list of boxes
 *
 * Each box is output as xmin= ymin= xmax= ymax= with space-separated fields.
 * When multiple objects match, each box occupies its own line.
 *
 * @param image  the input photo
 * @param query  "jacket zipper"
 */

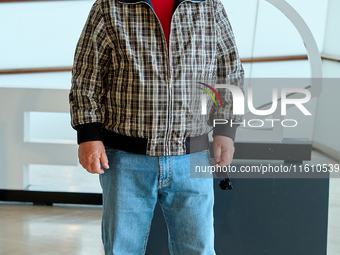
xmin=165 ymin=0 xmax=195 ymax=155
xmin=146 ymin=0 xmax=197 ymax=155
xmin=123 ymin=0 xmax=195 ymax=155
xmin=143 ymin=2 xmax=173 ymax=155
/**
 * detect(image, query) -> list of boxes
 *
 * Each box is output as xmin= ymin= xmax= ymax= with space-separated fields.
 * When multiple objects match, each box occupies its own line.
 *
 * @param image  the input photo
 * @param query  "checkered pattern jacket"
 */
xmin=69 ymin=0 xmax=244 ymax=156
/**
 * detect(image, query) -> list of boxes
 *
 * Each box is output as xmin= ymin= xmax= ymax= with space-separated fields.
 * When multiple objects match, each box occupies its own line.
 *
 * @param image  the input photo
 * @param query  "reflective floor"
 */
xmin=0 ymin=203 xmax=104 ymax=255
xmin=0 ymin=151 xmax=339 ymax=255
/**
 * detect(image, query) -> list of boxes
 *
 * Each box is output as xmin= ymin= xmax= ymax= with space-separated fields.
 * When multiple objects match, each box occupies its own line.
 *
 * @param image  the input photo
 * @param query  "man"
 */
xmin=69 ymin=0 xmax=243 ymax=254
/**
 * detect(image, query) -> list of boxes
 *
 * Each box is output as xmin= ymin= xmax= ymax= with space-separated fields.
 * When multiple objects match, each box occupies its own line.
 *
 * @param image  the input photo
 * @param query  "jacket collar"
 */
xmin=118 ymin=0 xmax=206 ymax=10
xmin=118 ymin=0 xmax=206 ymax=3
xmin=118 ymin=0 xmax=152 ymax=4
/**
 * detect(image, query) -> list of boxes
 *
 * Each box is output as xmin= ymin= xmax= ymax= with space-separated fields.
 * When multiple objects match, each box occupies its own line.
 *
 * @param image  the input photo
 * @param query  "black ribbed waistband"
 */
xmin=101 ymin=129 xmax=209 ymax=155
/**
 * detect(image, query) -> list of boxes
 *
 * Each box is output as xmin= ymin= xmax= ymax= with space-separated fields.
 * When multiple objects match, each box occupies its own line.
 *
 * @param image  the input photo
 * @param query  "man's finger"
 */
xmin=101 ymin=152 xmax=109 ymax=169
xmin=90 ymin=158 xmax=104 ymax=174
xmin=217 ymin=158 xmax=230 ymax=167
xmin=217 ymin=155 xmax=229 ymax=167
xmin=211 ymin=158 xmax=218 ymax=165
xmin=84 ymin=163 xmax=93 ymax=174
xmin=218 ymin=150 xmax=233 ymax=167
xmin=213 ymin=145 xmax=221 ymax=164
xmin=79 ymin=159 xmax=92 ymax=173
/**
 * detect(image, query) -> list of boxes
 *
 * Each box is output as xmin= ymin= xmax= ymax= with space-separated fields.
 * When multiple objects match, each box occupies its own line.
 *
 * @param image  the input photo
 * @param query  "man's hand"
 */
xmin=78 ymin=141 xmax=109 ymax=174
xmin=211 ymin=135 xmax=235 ymax=167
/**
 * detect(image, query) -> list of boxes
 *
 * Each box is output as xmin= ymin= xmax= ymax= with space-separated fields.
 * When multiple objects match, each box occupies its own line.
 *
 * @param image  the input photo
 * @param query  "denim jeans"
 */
xmin=99 ymin=147 xmax=215 ymax=255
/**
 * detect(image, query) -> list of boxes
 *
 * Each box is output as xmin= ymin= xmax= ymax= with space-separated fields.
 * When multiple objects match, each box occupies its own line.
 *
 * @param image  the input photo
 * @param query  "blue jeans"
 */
xmin=99 ymin=147 xmax=215 ymax=255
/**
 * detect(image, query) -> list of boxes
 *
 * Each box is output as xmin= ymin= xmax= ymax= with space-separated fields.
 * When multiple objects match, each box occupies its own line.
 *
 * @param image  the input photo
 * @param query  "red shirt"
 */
xmin=150 ymin=0 xmax=175 ymax=49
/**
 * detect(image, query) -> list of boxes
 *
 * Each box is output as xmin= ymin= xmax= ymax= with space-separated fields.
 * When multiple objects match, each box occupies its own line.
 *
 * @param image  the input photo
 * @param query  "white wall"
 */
xmin=0 ymin=1 xmax=93 ymax=69
xmin=221 ymin=0 xmax=326 ymax=142
xmin=312 ymin=0 xmax=340 ymax=155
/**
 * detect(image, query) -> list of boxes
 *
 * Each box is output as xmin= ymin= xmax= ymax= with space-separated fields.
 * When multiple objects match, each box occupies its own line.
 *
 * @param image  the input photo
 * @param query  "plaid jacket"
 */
xmin=69 ymin=0 xmax=244 ymax=156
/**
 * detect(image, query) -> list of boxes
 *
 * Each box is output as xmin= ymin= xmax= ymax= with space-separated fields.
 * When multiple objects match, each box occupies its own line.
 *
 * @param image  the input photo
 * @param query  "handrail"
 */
xmin=0 ymin=54 xmax=338 ymax=75
xmin=0 ymin=0 xmax=66 ymax=2
xmin=321 ymin=54 xmax=340 ymax=63
xmin=0 ymin=55 xmax=310 ymax=75
xmin=0 ymin=67 xmax=72 ymax=75
xmin=241 ymin=55 xmax=308 ymax=63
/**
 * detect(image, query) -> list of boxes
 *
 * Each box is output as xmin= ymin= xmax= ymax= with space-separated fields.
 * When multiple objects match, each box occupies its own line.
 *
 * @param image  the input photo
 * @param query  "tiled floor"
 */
xmin=0 ymin=203 xmax=104 ymax=255
xmin=0 ymin=151 xmax=339 ymax=255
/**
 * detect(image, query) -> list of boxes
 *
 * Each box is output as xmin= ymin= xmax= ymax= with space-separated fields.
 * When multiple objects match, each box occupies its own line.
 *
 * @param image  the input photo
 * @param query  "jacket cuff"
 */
xmin=213 ymin=122 xmax=239 ymax=141
xmin=75 ymin=123 xmax=103 ymax=144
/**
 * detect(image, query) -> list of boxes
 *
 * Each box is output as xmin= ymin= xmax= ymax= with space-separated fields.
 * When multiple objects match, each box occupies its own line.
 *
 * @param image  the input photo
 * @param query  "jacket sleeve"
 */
xmin=69 ymin=1 xmax=113 ymax=144
xmin=209 ymin=0 xmax=244 ymax=140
